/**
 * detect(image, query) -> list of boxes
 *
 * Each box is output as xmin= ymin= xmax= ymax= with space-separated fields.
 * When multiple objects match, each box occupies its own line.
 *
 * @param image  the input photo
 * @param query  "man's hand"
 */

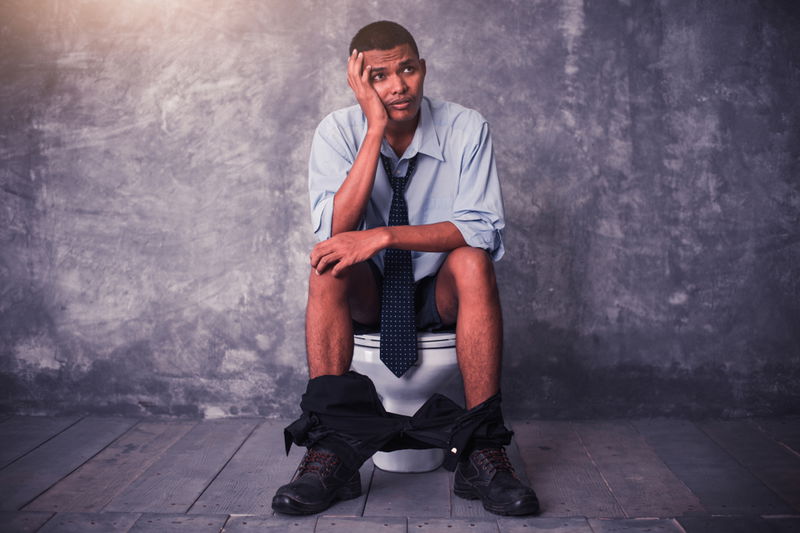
xmin=347 ymin=49 xmax=387 ymax=133
xmin=311 ymin=228 xmax=388 ymax=277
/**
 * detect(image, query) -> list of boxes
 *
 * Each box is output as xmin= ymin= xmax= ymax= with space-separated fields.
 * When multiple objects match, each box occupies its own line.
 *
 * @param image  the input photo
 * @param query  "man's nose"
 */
xmin=389 ymin=74 xmax=407 ymax=94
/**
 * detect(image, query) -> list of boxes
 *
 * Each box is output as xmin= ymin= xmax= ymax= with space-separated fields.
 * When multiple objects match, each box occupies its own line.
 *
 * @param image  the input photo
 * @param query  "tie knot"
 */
xmin=381 ymin=154 xmax=418 ymax=194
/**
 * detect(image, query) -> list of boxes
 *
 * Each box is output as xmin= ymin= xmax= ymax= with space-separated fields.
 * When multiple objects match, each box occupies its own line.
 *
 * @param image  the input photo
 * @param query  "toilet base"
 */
xmin=373 ymin=448 xmax=444 ymax=473
xmin=352 ymin=331 xmax=459 ymax=474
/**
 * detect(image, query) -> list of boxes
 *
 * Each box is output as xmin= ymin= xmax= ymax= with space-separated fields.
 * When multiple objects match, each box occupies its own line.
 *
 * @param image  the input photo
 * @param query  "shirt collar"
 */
xmin=380 ymin=97 xmax=444 ymax=162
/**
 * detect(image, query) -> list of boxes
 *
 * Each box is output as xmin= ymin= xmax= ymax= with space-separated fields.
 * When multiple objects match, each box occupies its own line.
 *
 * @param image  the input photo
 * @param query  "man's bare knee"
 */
xmin=307 ymin=262 xmax=379 ymax=325
xmin=307 ymin=266 xmax=349 ymax=301
xmin=446 ymin=247 xmax=496 ymax=290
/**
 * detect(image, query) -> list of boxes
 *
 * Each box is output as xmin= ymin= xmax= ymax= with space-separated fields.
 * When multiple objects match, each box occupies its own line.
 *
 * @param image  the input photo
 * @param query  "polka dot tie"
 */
xmin=379 ymin=153 xmax=419 ymax=378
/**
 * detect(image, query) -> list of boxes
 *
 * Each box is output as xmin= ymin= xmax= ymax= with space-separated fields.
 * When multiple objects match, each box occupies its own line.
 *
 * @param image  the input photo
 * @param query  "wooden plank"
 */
xmin=699 ymin=420 xmax=800 ymax=511
xmin=37 ymin=512 xmax=140 ymax=532
xmin=324 ymin=458 xmax=375 ymax=517
xmin=0 ymin=511 xmax=53 ymax=532
xmin=750 ymin=418 xmax=800 ymax=455
xmin=104 ymin=419 xmax=257 ymax=513
xmin=25 ymin=420 xmax=196 ymax=513
xmin=363 ymin=467 xmax=451 ymax=517
xmin=449 ymin=469 xmax=493 ymax=519
xmin=314 ymin=516 xmax=407 ymax=532
xmin=188 ymin=419 xmax=302 ymax=515
xmin=0 ymin=416 xmax=137 ymax=511
xmin=129 ymin=513 xmax=227 ymax=532
xmin=0 ymin=416 xmax=82 ymax=469
xmin=512 ymin=421 xmax=624 ymax=517
xmin=587 ymin=518 xmax=684 ymax=532
xmin=189 ymin=418 xmax=374 ymax=516
xmin=633 ymin=419 xmax=795 ymax=516
xmin=450 ymin=439 xmax=531 ymax=519
xmin=497 ymin=516 xmax=593 ymax=532
xmin=221 ymin=515 xmax=317 ymax=532
xmin=505 ymin=439 xmax=533 ymax=486
xmin=676 ymin=515 xmax=777 ymax=533
xmin=574 ymin=420 xmax=704 ymax=517
xmin=409 ymin=518 xmax=498 ymax=532
xmin=765 ymin=516 xmax=800 ymax=533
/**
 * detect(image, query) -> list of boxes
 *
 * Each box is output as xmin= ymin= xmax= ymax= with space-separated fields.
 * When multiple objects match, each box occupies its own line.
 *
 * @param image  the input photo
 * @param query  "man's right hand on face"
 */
xmin=347 ymin=49 xmax=388 ymax=134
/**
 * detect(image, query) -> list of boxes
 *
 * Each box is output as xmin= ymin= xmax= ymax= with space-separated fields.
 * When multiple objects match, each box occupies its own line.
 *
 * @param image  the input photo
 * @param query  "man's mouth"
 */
xmin=387 ymin=98 xmax=413 ymax=110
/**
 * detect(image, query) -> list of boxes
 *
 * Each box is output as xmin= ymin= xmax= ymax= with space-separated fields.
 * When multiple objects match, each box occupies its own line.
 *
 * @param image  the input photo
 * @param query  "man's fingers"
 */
xmin=316 ymin=253 xmax=340 ymax=275
xmin=331 ymin=252 xmax=349 ymax=275
xmin=347 ymin=49 xmax=358 ymax=86
xmin=313 ymin=244 xmax=340 ymax=274
xmin=331 ymin=261 xmax=350 ymax=278
xmin=315 ymin=255 xmax=330 ymax=274
xmin=310 ymin=244 xmax=322 ymax=268
xmin=347 ymin=51 xmax=361 ymax=77
xmin=310 ymin=241 xmax=332 ymax=269
xmin=348 ymin=52 xmax=369 ymax=93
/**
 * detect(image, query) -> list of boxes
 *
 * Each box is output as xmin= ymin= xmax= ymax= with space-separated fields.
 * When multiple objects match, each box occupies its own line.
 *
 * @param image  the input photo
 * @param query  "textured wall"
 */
xmin=1 ymin=0 xmax=798 ymax=418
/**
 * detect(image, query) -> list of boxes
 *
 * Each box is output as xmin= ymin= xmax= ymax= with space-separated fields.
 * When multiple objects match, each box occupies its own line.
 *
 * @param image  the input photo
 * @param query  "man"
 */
xmin=272 ymin=21 xmax=539 ymax=517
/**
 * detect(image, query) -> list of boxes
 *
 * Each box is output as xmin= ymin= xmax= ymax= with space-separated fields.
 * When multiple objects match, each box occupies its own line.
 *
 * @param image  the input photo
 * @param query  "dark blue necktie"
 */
xmin=379 ymin=153 xmax=419 ymax=377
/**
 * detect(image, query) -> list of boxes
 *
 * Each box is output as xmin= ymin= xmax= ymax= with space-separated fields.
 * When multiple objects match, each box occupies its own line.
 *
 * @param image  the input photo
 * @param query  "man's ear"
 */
xmin=420 ymin=58 xmax=427 ymax=77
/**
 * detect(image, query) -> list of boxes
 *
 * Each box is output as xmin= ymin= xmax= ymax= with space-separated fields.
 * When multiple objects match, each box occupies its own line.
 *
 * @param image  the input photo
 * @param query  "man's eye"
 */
xmin=372 ymin=73 xmax=385 ymax=81
xmin=403 ymin=67 xmax=415 ymax=73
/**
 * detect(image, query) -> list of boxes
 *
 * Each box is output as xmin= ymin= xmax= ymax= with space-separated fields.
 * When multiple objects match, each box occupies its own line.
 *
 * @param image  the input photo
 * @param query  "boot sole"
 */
xmin=272 ymin=477 xmax=361 ymax=515
xmin=454 ymin=484 xmax=540 ymax=516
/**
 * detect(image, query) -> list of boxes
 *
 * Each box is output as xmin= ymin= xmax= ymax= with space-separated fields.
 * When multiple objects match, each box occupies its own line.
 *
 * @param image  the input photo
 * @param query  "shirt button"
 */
xmin=450 ymin=447 xmax=458 ymax=454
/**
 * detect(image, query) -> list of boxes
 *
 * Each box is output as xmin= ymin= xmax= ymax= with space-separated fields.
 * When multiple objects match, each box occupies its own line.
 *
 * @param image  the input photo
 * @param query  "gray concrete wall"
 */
xmin=1 ymin=0 xmax=798 ymax=418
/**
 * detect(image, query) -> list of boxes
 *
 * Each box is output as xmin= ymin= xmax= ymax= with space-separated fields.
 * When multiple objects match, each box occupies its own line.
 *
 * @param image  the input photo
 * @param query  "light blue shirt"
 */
xmin=308 ymin=96 xmax=505 ymax=281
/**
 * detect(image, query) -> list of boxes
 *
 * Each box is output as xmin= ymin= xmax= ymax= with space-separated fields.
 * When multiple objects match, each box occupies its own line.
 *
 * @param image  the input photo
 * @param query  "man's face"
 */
xmin=361 ymin=43 xmax=426 ymax=126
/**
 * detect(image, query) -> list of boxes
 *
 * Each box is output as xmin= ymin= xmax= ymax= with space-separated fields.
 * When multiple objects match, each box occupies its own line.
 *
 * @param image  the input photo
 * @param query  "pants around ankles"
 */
xmin=283 ymin=371 xmax=513 ymax=472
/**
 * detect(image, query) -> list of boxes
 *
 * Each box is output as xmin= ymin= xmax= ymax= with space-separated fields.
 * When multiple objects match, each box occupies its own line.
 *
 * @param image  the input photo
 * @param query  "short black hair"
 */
xmin=348 ymin=21 xmax=419 ymax=58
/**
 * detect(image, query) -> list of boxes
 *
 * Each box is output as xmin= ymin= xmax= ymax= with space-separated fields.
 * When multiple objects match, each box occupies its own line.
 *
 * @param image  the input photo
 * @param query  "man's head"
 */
xmin=349 ymin=20 xmax=419 ymax=59
xmin=349 ymin=21 xmax=426 ymax=128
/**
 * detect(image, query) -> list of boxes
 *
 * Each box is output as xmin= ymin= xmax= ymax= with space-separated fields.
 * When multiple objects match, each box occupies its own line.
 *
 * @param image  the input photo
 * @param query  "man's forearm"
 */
xmin=310 ymin=222 xmax=469 ymax=276
xmin=381 ymin=221 xmax=467 ymax=252
xmin=331 ymin=130 xmax=383 ymax=236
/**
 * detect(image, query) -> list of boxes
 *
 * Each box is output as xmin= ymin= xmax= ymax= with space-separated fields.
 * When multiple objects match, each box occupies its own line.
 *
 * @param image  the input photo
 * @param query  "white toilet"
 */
xmin=350 ymin=331 xmax=460 ymax=473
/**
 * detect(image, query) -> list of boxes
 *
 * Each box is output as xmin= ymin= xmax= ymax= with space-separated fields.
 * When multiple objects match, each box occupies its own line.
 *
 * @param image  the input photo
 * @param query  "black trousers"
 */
xmin=283 ymin=370 xmax=513 ymax=472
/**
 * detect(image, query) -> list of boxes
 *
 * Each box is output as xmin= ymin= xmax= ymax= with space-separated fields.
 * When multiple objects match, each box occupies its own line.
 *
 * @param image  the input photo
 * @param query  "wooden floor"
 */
xmin=0 ymin=416 xmax=798 ymax=532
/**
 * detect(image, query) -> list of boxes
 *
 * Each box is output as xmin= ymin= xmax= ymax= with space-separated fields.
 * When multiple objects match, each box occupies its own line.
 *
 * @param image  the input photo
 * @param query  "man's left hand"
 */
xmin=311 ymin=228 xmax=388 ymax=277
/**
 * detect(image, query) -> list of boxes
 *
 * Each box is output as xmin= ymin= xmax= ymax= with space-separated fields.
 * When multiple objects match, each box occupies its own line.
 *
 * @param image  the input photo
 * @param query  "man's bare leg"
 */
xmin=436 ymin=247 xmax=539 ymax=516
xmin=273 ymin=261 xmax=380 ymax=516
xmin=305 ymin=261 xmax=380 ymax=378
xmin=435 ymin=246 xmax=502 ymax=409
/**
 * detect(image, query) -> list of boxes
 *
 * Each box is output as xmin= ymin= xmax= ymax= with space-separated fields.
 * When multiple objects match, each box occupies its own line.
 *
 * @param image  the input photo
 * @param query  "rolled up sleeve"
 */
xmin=308 ymin=119 xmax=354 ymax=242
xmin=450 ymin=121 xmax=506 ymax=261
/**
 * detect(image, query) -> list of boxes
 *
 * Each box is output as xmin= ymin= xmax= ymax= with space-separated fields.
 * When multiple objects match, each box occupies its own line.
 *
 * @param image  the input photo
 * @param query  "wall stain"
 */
xmin=0 ymin=0 xmax=799 ymax=418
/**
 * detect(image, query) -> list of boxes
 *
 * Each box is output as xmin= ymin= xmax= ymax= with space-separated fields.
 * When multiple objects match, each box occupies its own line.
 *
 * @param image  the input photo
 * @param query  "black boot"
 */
xmin=454 ymin=447 xmax=540 ymax=516
xmin=272 ymin=447 xmax=361 ymax=515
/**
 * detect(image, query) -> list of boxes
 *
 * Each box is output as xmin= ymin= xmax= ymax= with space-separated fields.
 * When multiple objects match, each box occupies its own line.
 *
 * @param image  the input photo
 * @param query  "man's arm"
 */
xmin=311 ymin=221 xmax=466 ymax=277
xmin=449 ymin=120 xmax=505 ymax=260
xmin=383 ymin=221 xmax=467 ymax=252
xmin=330 ymin=50 xmax=388 ymax=236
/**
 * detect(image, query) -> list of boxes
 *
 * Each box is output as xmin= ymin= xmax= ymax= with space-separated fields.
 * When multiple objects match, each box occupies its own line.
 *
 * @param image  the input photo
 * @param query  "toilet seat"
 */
xmin=354 ymin=331 xmax=456 ymax=349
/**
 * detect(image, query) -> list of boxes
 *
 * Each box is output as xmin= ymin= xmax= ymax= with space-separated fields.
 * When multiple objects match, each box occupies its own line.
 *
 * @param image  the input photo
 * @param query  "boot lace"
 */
xmin=474 ymin=447 xmax=516 ymax=477
xmin=297 ymin=449 xmax=340 ymax=478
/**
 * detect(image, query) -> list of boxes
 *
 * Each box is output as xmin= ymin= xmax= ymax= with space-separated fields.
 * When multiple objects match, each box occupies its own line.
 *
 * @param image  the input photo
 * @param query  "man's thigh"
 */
xmin=434 ymin=257 xmax=459 ymax=326
xmin=434 ymin=247 xmax=495 ymax=326
xmin=347 ymin=260 xmax=381 ymax=326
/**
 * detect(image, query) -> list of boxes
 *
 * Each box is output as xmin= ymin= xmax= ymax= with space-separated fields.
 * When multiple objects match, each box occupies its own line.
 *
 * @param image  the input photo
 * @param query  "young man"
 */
xmin=272 ymin=21 xmax=539 ymax=516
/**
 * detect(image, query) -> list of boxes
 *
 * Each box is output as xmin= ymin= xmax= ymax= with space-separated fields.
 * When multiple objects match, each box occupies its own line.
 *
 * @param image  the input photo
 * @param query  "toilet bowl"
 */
xmin=351 ymin=331 xmax=459 ymax=473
